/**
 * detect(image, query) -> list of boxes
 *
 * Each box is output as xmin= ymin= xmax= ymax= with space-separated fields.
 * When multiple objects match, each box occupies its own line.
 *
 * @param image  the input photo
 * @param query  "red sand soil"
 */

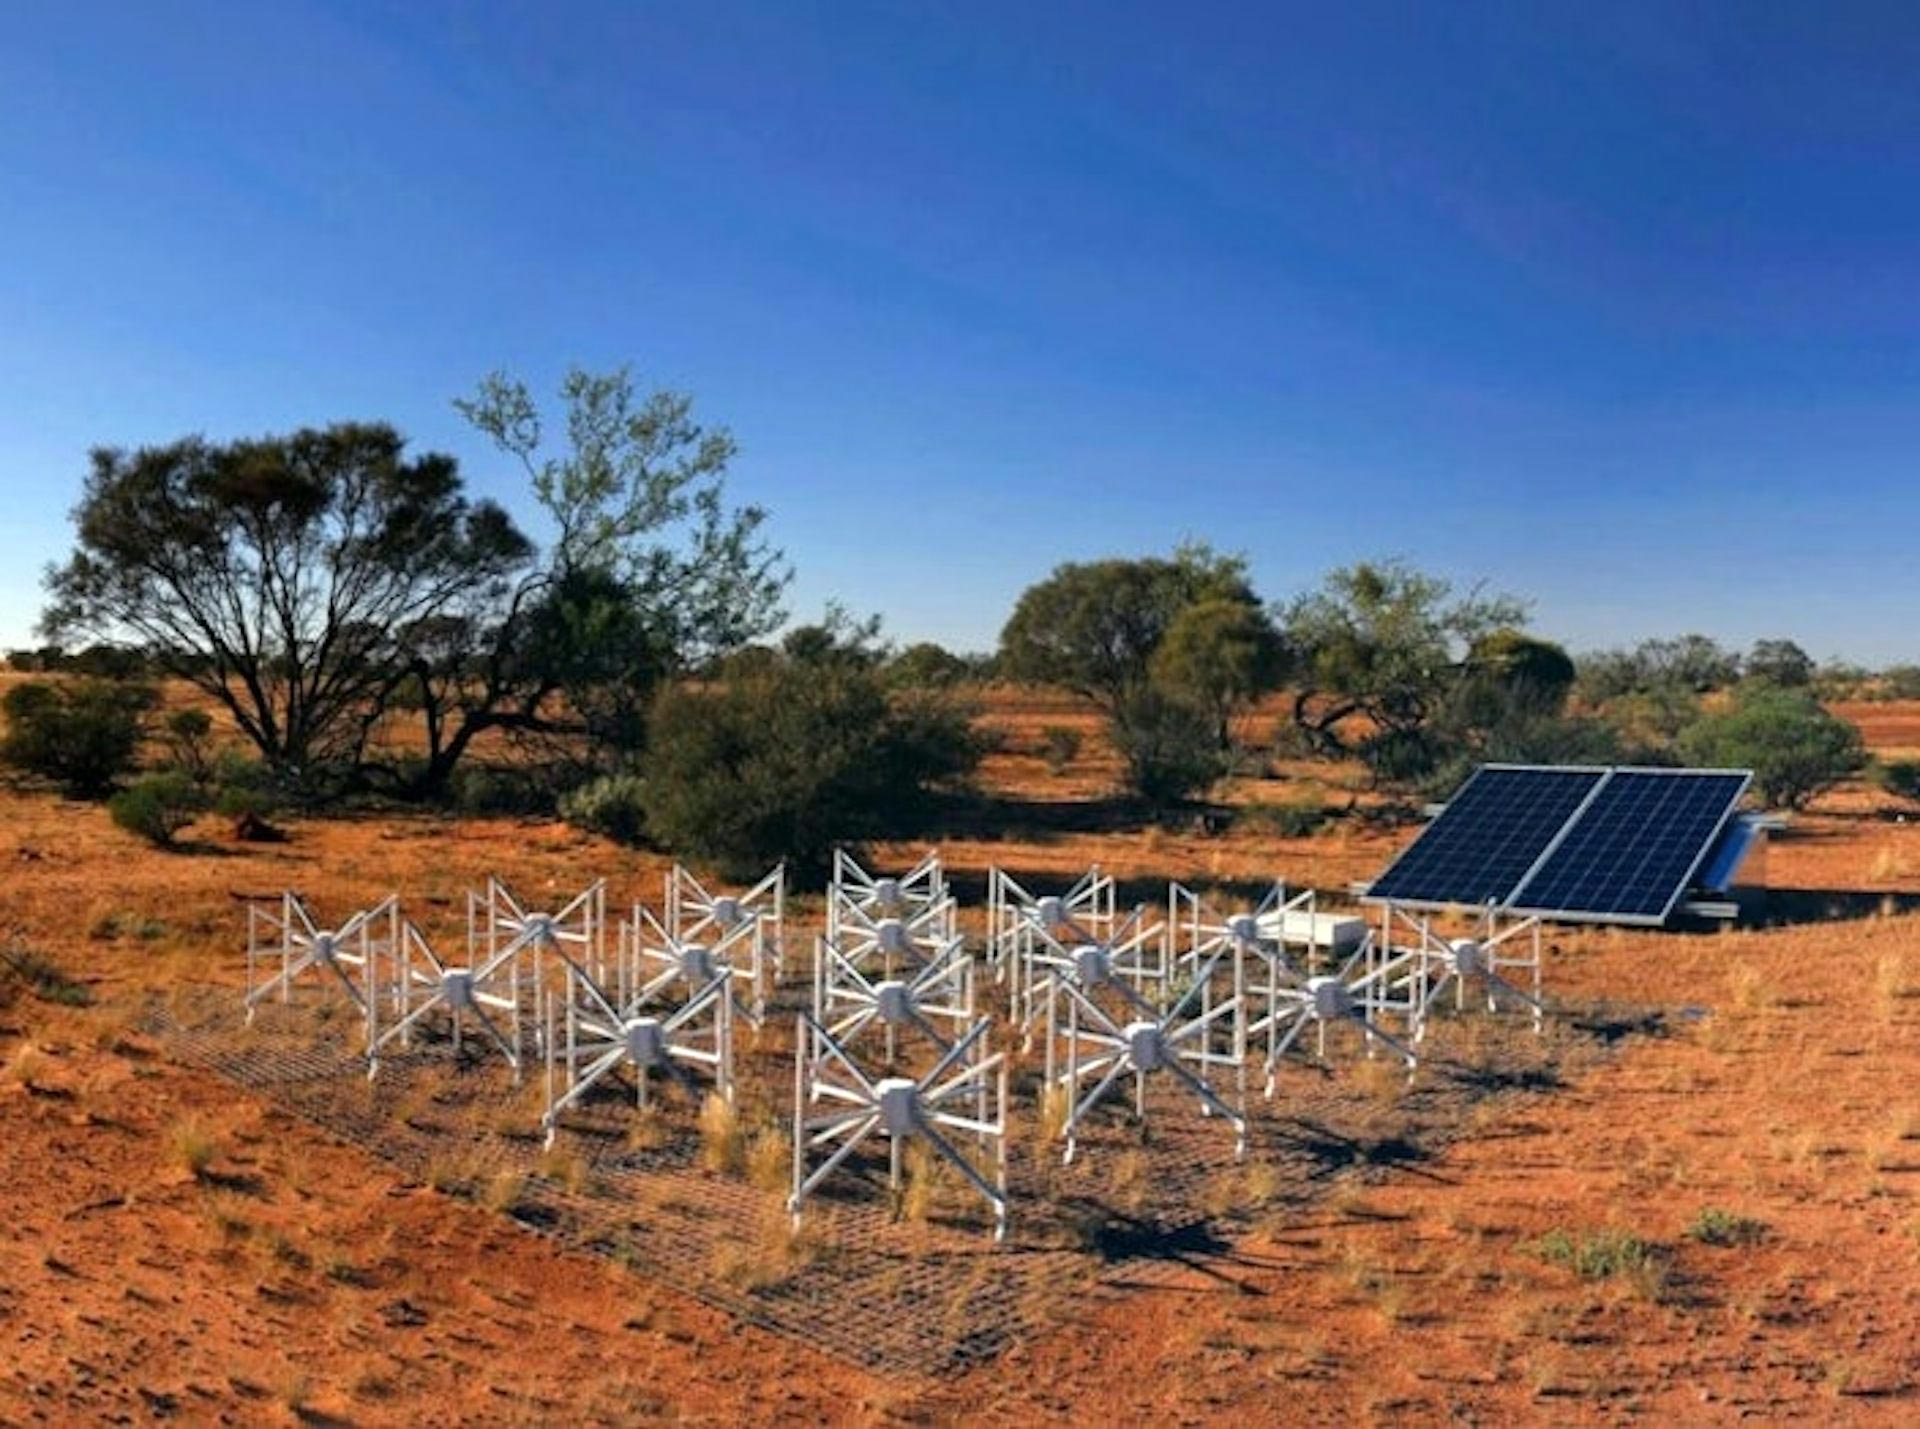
xmin=1 ymin=692 xmax=1917 ymax=1423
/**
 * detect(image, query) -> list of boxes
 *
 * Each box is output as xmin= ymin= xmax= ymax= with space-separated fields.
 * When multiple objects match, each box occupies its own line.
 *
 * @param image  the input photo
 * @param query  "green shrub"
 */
xmin=160 ymin=707 xmax=217 ymax=783
xmin=1110 ymin=687 xmax=1227 ymax=804
xmin=885 ymin=641 xmax=971 ymax=690
xmin=108 ymin=772 xmax=207 ymax=847
xmin=207 ymin=749 xmax=289 ymax=821
xmin=0 ymin=946 xmax=93 ymax=1007
xmin=638 ymin=654 xmax=980 ymax=880
xmin=1585 ymin=686 xmax=1702 ymax=753
xmin=1534 ymin=1228 xmax=1669 ymax=1297
xmin=558 ymin=771 xmax=649 ymax=845
xmin=1679 ymin=685 xmax=1866 ymax=810
xmin=213 ymin=784 xmax=277 ymax=820
xmin=1038 ymin=725 xmax=1082 ymax=775
xmin=1687 ymin=1207 xmax=1767 ymax=1248
xmin=449 ymin=764 xmax=557 ymax=818
xmin=1873 ymin=759 xmax=1920 ymax=805
xmin=1357 ymin=727 xmax=1441 ymax=788
xmin=1 ymin=678 xmax=156 ymax=797
xmin=1462 ymin=629 xmax=1577 ymax=717
xmin=211 ymin=748 xmax=275 ymax=791
xmin=1745 ymin=638 xmax=1814 ymax=688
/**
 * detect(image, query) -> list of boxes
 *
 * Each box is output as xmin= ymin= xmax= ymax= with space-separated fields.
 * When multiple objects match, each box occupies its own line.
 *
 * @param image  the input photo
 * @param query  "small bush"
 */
xmin=109 ymin=772 xmax=207 ymax=847
xmin=1534 ymin=1227 xmax=1670 ymax=1297
xmin=211 ymin=748 xmax=277 ymax=795
xmin=1688 ymin=1207 xmax=1767 ymax=1248
xmin=449 ymin=763 xmax=558 ymax=818
xmin=209 ymin=752 xmax=287 ymax=827
xmin=1356 ymin=727 xmax=1442 ymax=788
xmin=559 ymin=771 xmax=648 ymax=845
xmin=0 ymin=946 xmax=93 ymax=1007
xmin=1110 ymin=687 xmax=1227 ymax=804
xmin=745 ymin=1125 xmax=792 ymax=1198
xmin=213 ymin=783 xmax=276 ymax=821
xmin=640 ymin=640 xmax=979 ymax=879
xmin=1038 ymin=724 xmax=1082 ymax=775
xmin=160 ymin=707 xmax=217 ymax=784
xmin=0 ymin=678 xmax=156 ymax=797
xmin=1873 ymin=760 xmax=1920 ymax=805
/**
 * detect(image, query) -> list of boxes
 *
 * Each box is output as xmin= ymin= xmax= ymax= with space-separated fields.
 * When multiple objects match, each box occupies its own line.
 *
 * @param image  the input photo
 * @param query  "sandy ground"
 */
xmin=1 ymin=692 xmax=1917 ymax=1424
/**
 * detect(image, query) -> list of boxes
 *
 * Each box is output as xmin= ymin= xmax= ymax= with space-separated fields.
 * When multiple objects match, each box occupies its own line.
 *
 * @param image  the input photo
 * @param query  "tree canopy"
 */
xmin=43 ymin=367 xmax=788 ymax=797
xmin=1745 ymin=638 xmax=1815 ymax=689
xmin=998 ymin=545 xmax=1283 ymax=802
xmin=1283 ymin=560 xmax=1527 ymax=757
xmin=44 ymin=423 xmax=532 ymax=783
xmin=998 ymin=545 xmax=1263 ymax=710
xmin=1680 ymin=685 xmax=1865 ymax=810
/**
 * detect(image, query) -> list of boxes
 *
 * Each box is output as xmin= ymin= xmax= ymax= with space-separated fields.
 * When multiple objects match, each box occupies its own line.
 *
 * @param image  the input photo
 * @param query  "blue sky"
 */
xmin=4 ymin=2 xmax=1919 ymax=660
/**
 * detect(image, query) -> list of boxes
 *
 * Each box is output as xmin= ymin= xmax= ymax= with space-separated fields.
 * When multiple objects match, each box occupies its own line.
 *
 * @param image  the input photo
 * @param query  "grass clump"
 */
xmin=167 ymin=1115 xmax=220 ymax=1180
xmin=536 ymin=1144 xmax=590 ymax=1197
xmin=698 ymin=1093 xmax=744 ymax=1175
xmin=624 ymin=1106 xmax=672 ymax=1153
xmin=1535 ymin=1227 xmax=1670 ymax=1298
xmin=1688 ymin=1207 xmax=1768 ymax=1248
xmin=744 ymin=1124 xmax=792 ymax=1198
xmin=480 ymin=1169 xmax=527 ymax=1214
xmin=4 ymin=1041 xmax=47 ymax=1088
xmin=0 ymin=946 xmax=92 ymax=1007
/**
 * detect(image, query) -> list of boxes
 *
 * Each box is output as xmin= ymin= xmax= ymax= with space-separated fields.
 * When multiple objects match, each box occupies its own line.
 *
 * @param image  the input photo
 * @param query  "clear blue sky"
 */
xmin=4 ymin=2 xmax=1919 ymax=661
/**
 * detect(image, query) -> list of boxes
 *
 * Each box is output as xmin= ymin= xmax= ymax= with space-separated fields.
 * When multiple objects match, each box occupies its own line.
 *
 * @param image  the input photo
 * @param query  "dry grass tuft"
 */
xmin=1349 ymin=1055 xmax=1410 ymax=1104
xmin=4 ymin=1040 xmax=47 ymax=1088
xmin=1875 ymin=948 xmax=1913 ymax=1018
xmin=697 ymin=1093 xmax=744 ymax=1175
xmin=1036 ymin=1084 xmax=1070 ymax=1149
xmin=744 ymin=1124 xmax=792 ymax=1199
xmin=167 ymin=1114 xmax=219 ymax=1179
xmin=1727 ymin=960 xmax=1773 ymax=1012
xmin=1203 ymin=1158 xmax=1281 ymax=1219
xmin=624 ymin=1106 xmax=671 ymax=1152
xmin=480 ymin=1168 xmax=527 ymax=1214
xmin=536 ymin=1143 xmax=590 ymax=1197
xmin=710 ymin=1203 xmax=816 ymax=1292
xmin=1105 ymin=1147 xmax=1150 ymax=1215
xmin=1868 ymin=841 xmax=1914 ymax=884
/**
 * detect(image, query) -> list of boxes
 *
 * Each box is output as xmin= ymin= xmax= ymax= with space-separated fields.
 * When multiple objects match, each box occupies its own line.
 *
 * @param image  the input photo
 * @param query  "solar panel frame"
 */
xmin=1506 ymin=767 xmax=1753 ymax=927
xmin=1360 ymin=763 xmax=1611 ymax=912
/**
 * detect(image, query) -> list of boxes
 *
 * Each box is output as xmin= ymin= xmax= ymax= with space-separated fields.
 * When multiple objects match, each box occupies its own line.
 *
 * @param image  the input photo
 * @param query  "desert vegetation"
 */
xmin=6 ymin=400 xmax=1899 ymax=887
xmin=5 ymin=371 xmax=1920 ymax=1425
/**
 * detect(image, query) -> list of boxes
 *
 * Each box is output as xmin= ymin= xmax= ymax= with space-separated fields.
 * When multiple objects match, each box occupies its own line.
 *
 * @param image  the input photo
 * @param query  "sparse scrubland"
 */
xmin=1 ymin=687 xmax=1917 ymax=1422
xmin=3 ymin=379 xmax=1917 ymax=1420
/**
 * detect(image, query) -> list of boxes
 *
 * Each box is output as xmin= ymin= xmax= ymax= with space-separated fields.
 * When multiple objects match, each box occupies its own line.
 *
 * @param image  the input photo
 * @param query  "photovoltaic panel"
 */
xmin=1508 ymin=769 xmax=1750 ymax=925
xmin=1363 ymin=765 xmax=1607 ymax=910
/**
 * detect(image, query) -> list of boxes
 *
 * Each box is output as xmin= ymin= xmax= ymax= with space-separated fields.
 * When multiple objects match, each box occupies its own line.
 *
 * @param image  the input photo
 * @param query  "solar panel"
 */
xmin=1508 ymin=769 xmax=1749 ymax=925
xmin=1363 ymin=765 xmax=1607 ymax=910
